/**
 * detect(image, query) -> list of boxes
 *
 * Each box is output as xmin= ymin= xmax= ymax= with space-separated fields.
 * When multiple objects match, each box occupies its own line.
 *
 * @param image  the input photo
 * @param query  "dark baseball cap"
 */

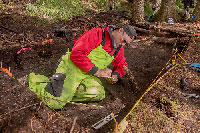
xmin=122 ymin=25 xmax=137 ymax=39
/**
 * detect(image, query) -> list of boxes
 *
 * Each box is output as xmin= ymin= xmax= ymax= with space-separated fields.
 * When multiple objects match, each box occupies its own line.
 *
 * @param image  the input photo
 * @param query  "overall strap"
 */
xmin=101 ymin=29 xmax=106 ymax=46
xmin=113 ymin=45 xmax=122 ymax=58
xmin=101 ymin=28 xmax=121 ymax=58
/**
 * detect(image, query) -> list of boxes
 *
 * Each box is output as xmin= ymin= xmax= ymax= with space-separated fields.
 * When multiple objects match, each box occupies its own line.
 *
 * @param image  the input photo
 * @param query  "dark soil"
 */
xmin=0 ymin=5 xmax=196 ymax=133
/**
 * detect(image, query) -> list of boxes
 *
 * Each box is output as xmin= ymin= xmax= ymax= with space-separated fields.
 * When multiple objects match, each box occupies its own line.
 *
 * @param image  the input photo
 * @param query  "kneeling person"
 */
xmin=29 ymin=25 xmax=137 ymax=109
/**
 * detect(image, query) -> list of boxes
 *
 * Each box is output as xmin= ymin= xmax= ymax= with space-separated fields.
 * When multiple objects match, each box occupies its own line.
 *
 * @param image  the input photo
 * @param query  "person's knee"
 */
xmin=88 ymin=88 xmax=98 ymax=94
xmin=88 ymin=87 xmax=105 ymax=100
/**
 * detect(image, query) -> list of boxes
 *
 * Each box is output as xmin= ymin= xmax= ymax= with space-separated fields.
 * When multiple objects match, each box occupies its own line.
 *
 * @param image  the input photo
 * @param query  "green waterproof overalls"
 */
xmin=29 ymin=31 xmax=115 ymax=109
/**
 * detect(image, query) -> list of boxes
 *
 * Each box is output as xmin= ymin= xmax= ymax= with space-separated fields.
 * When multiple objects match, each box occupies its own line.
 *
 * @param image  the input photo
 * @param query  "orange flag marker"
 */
xmin=42 ymin=39 xmax=53 ymax=45
xmin=0 ymin=67 xmax=13 ymax=77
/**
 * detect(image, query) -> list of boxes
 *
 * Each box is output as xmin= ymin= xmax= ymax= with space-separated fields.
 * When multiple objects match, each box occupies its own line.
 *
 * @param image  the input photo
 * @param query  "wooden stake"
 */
xmin=1 ymin=61 xmax=2 ymax=68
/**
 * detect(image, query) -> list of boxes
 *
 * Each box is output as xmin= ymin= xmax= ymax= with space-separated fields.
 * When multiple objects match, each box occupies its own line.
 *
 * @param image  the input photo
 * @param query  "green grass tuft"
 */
xmin=25 ymin=0 xmax=85 ymax=22
xmin=24 ymin=0 xmax=132 ymax=22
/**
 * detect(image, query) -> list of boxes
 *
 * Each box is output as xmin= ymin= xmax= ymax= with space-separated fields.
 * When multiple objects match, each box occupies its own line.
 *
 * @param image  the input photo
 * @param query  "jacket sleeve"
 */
xmin=112 ymin=47 xmax=128 ymax=78
xmin=70 ymin=28 xmax=102 ymax=74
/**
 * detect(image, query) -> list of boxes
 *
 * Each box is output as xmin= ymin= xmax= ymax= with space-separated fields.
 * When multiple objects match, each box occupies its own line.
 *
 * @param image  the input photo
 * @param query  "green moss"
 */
xmin=144 ymin=2 xmax=153 ymax=17
xmin=129 ymin=102 xmax=146 ymax=119
xmin=160 ymin=96 xmax=181 ymax=111
xmin=176 ymin=0 xmax=184 ymax=10
xmin=128 ymin=101 xmax=168 ymax=132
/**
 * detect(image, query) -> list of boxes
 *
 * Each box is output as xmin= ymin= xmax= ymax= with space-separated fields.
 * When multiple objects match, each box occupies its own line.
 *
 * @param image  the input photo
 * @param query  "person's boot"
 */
xmin=45 ymin=73 xmax=66 ymax=97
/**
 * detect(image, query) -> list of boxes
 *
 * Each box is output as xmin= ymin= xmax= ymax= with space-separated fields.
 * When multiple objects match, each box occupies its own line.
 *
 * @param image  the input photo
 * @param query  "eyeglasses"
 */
xmin=122 ymin=31 xmax=131 ymax=45
xmin=123 ymin=39 xmax=128 ymax=45
xmin=122 ymin=31 xmax=128 ymax=44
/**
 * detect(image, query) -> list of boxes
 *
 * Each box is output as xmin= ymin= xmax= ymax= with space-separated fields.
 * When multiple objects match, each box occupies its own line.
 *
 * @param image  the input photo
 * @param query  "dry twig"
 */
xmin=37 ymin=94 xmax=104 ymax=108
xmin=123 ymin=65 xmax=140 ymax=90
xmin=30 ymin=116 xmax=36 ymax=133
xmin=0 ymin=101 xmax=44 ymax=118
xmin=70 ymin=117 xmax=78 ymax=133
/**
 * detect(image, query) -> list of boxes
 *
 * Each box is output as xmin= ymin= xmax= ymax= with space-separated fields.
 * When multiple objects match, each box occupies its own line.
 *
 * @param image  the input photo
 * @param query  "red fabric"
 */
xmin=70 ymin=28 xmax=128 ymax=77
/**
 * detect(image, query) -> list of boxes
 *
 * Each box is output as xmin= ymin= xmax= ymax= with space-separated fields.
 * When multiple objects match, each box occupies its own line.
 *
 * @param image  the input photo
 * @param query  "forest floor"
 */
xmin=0 ymin=2 xmax=199 ymax=133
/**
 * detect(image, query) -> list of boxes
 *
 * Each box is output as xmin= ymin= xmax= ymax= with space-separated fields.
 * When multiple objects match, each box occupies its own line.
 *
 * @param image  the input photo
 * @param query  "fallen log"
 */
xmin=133 ymin=22 xmax=151 ymax=29
xmin=149 ymin=24 xmax=194 ymax=37
xmin=151 ymin=37 xmax=190 ymax=44
xmin=134 ymin=26 xmax=171 ymax=37
xmin=133 ymin=22 xmax=194 ymax=37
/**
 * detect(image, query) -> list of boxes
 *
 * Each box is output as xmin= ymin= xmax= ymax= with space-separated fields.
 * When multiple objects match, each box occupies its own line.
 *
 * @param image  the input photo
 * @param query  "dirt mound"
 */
xmin=125 ymin=38 xmax=200 ymax=132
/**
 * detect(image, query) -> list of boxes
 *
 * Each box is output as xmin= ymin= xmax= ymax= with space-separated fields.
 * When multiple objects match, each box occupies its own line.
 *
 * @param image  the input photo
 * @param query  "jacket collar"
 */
xmin=106 ymin=27 xmax=117 ymax=49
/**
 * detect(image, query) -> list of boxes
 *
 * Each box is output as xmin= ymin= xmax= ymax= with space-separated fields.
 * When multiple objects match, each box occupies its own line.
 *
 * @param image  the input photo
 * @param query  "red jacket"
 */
xmin=70 ymin=27 xmax=128 ymax=78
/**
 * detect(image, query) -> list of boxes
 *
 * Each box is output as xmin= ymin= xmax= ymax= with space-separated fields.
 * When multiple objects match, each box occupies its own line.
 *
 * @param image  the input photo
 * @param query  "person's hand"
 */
xmin=95 ymin=68 xmax=112 ymax=77
xmin=104 ymin=74 xmax=118 ymax=84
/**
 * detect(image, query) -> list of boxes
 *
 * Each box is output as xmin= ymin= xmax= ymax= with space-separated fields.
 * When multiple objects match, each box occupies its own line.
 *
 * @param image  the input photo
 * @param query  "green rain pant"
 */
xmin=29 ymin=45 xmax=114 ymax=109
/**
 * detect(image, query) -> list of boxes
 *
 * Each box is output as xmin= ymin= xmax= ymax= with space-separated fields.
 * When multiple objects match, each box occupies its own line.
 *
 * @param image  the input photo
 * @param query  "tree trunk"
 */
xmin=152 ymin=0 xmax=162 ymax=15
xmin=131 ymin=0 xmax=144 ymax=22
xmin=153 ymin=0 xmax=177 ymax=22
xmin=193 ymin=0 xmax=200 ymax=21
